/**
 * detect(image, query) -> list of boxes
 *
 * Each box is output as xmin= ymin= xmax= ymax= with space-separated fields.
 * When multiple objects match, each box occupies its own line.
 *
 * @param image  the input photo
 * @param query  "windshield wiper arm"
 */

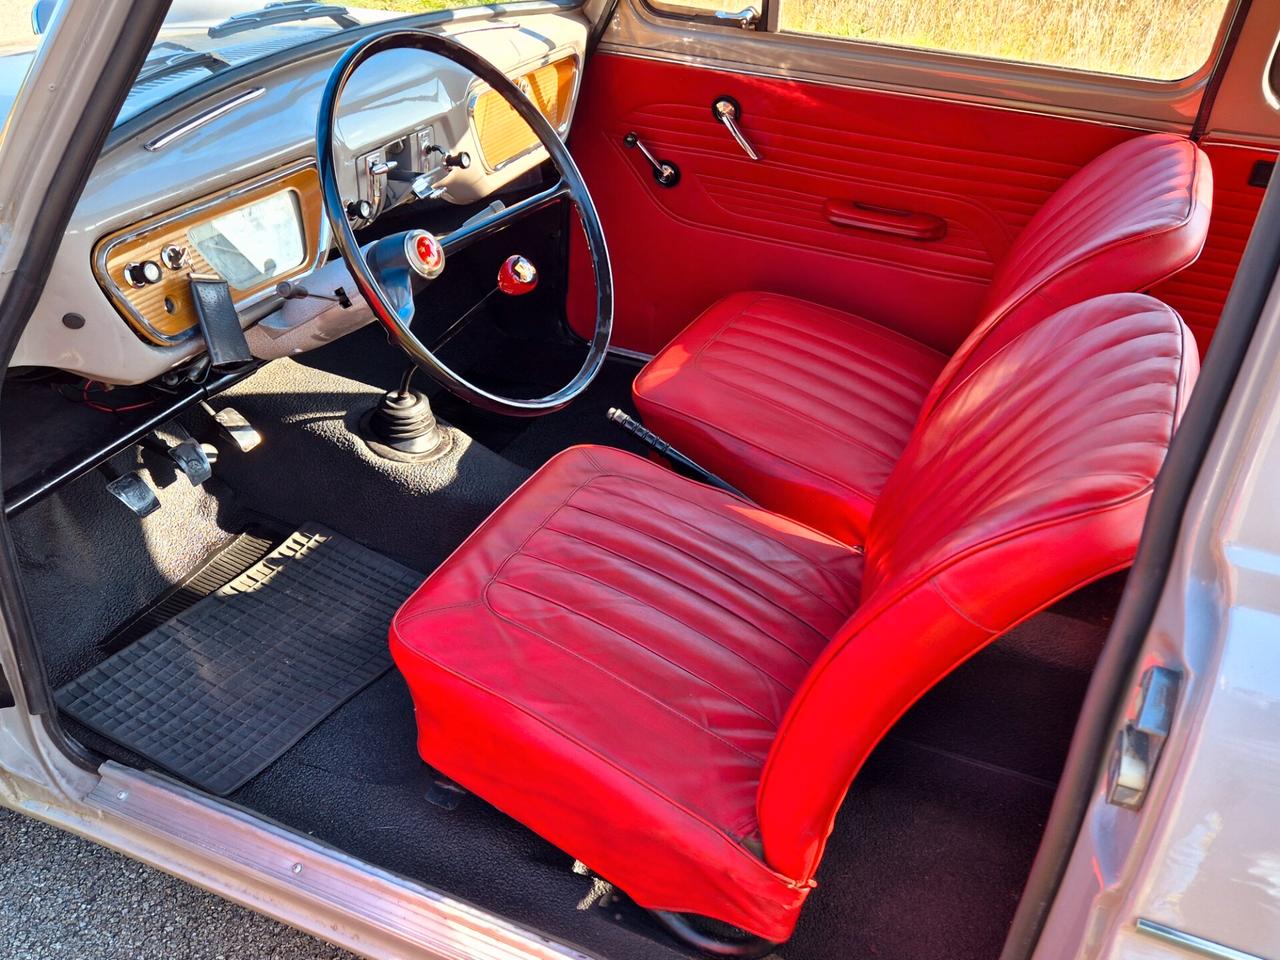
xmin=208 ymin=2 xmax=359 ymax=39
xmin=135 ymin=50 xmax=231 ymax=87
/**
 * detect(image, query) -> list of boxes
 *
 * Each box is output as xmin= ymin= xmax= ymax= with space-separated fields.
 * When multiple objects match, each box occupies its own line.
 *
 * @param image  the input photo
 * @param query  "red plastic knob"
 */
xmin=497 ymin=255 xmax=538 ymax=296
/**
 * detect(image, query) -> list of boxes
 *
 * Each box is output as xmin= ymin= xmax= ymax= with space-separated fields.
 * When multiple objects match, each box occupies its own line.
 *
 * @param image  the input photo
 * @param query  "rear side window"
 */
xmin=645 ymin=0 xmax=1236 ymax=82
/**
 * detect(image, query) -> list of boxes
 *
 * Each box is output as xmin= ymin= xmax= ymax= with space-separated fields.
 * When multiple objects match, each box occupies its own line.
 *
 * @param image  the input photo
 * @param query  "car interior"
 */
xmin=1 ymin=0 xmax=1276 ymax=957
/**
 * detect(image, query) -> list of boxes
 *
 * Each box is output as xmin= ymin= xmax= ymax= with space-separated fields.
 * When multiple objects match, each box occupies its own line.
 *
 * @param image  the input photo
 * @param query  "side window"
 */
xmin=643 ymin=0 xmax=1236 ymax=82
xmin=776 ymin=0 xmax=1233 ymax=80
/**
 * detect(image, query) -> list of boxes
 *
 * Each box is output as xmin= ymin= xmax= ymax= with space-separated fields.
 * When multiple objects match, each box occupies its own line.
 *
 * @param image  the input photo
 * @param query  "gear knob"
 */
xmin=497 ymin=255 xmax=538 ymax=296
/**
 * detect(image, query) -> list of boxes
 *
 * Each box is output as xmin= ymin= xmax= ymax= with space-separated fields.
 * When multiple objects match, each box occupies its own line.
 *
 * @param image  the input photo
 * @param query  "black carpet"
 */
xmin=17 ymin=322 xmax=1113 ymax=960
xmin=11 ymin=449 xmax=250 ymax=690
xmin=226 ymin=638 xmax=1069 ymax=960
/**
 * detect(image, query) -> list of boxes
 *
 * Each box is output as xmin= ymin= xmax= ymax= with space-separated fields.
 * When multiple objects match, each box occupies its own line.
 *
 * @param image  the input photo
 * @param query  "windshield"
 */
xmin=16 ymin=1 xmax=480 ymax=127
xmin=120 ymin=1 xmax=481 ymax=124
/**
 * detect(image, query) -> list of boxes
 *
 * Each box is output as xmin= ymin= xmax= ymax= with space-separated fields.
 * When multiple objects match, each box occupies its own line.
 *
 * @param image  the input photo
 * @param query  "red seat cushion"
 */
xmin=390 ymin=445 xmax=864 ymax=939
xmin=633 ymin=135 xmax=1210 ymax=543
xmin=757 ymin=294 xmax=1198 ymax=882
xmin=392 ymin=294 xmax=1196 ymax=942
xmin=920 ymin=132 xmax=1212 ymax=419
xmin=633 ymin=291 xmax=947 ymax=545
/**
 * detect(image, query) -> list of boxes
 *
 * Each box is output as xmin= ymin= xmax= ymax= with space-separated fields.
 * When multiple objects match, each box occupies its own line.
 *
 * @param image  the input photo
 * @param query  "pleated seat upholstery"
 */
xmin=633 ymin=133 xmax=1211 ymax=543
xmin=391 ymin=292 xmax=1198 ymax=942
xmin=631 ymin=291 xmax=947 ymax=545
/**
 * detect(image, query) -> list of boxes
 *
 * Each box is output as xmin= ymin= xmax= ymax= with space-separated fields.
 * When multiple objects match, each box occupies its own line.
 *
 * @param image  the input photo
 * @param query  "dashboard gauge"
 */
xmin=188 ymin=190 xmax=306 ymax=290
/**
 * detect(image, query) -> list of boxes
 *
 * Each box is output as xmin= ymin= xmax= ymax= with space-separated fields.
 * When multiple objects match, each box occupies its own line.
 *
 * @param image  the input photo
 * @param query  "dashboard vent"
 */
xmin=471 ymin=57 xmax=576 ymax=171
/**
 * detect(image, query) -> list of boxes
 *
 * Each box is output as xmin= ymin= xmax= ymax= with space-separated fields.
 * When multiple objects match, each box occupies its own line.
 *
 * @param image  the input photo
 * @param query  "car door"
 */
xmin=567 ymin=0 xmax=1280 ymax=358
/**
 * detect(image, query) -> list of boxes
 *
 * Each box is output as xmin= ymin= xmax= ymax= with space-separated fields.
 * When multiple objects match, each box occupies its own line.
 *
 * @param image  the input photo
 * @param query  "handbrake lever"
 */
xmin=607 ymin=409 xmax=750 ymax=500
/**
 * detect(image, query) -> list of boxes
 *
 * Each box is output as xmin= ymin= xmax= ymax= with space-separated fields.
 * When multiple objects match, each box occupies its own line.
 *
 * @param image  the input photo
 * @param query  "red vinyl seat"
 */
xmin=633 ymin=133 xmax=1211 ymax=544
xmin=391 ymin=293 xmax=1198 ymax=943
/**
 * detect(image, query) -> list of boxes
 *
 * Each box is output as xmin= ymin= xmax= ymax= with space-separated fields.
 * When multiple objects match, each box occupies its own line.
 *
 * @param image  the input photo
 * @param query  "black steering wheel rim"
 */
xmin=315 ymin=29 xmax=613 ymax=417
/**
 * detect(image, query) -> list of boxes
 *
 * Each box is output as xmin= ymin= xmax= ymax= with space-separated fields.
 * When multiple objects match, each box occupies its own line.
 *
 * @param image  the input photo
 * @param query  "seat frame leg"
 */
xmin=651 ymin=910 xmax=781 ymax=958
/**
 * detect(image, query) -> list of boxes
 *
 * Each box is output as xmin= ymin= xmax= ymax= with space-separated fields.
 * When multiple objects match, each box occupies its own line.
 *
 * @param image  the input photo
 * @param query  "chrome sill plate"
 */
xmin=88 ymin=763 xmax=592 ymax=960
xmin=1136 ymin=919 xmax=1270 ymax=960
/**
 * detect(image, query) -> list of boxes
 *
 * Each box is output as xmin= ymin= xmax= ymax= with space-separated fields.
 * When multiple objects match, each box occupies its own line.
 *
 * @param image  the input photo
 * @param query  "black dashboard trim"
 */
xmin=104 ymin=0 xmax=584 ymax=157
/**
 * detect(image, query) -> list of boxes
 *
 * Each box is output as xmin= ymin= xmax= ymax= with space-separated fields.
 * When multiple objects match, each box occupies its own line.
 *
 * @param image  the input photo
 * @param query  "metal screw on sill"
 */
xmin=292 ymin=863 xmax=303 ymax=874
xmin=116 ymin=791 xmax=128 ymax=801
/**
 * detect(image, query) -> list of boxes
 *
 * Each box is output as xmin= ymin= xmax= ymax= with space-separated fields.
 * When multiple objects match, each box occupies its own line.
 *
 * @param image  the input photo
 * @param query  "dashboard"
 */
xmin=14 ymin=9 xmax=588 ymax=384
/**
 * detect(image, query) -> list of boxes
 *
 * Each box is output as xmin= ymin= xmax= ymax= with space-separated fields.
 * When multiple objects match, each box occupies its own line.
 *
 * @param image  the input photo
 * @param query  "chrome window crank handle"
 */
xmin=624 ymin=132 xmax=681 ymax=187
xmin=713 ymin=97 xmax=760 ymax=161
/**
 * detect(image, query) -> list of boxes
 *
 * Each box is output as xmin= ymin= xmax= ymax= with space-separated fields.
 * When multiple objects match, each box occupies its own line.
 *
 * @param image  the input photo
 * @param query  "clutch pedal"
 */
xmin=104 ymin=470 xmax=160 ymax=518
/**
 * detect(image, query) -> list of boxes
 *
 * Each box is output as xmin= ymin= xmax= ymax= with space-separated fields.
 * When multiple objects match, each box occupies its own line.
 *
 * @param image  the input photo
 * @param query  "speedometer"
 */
xmin=188 ymin=190 xmax=306 ymax=290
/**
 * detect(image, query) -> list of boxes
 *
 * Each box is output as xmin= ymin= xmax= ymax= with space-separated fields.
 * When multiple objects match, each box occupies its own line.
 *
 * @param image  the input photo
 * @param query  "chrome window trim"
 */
xmin=142 ymin=87 xmax=267 ymax=152
xmin=91 ymin=158 xmax=328 ymax=347
xmin=624 ymin=0 xmax=1234 ymax=90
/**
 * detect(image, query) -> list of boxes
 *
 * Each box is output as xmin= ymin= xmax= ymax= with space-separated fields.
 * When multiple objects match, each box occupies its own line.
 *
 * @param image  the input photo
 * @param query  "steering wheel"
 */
xmin=315 ymin=30 xmax=613 ymax=417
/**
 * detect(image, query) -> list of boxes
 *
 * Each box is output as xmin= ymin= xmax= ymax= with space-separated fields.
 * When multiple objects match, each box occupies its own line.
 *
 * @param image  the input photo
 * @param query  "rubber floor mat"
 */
xmin=57 ymin=523 xmax=422 ymax=795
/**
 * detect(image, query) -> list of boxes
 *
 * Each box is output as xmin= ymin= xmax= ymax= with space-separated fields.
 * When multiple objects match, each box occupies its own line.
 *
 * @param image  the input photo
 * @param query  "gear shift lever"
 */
xmin=365 ymin=367 xmax=451 ymax=460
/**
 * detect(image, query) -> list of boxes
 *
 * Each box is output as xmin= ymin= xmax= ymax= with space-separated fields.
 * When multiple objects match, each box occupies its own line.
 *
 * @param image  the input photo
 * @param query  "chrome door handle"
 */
xmin=712 ymin=97 xmax=760 ymax=161
xmin=713 ymin=6 xmax=760 ymax=28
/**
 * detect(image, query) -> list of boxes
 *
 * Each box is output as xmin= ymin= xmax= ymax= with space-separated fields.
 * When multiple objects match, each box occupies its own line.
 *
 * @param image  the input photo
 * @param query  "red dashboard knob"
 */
xmin=497 ymin=255 xmax=538 ymax=296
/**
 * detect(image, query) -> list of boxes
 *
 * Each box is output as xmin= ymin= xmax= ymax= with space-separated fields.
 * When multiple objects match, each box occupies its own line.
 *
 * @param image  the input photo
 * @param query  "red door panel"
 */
xmin=568 ymin=53 xmax=1137 ymax=355
xmin=1150 ymin=141 xmax=1274 ymax=353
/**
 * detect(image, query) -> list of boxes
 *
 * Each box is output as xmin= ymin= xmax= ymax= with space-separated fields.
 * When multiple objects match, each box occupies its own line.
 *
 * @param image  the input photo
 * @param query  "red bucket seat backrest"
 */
xmin=920 ymin=134 xmax=1211 ymax=422
xmin=756 ymin=293 xmax=1198 ymax=883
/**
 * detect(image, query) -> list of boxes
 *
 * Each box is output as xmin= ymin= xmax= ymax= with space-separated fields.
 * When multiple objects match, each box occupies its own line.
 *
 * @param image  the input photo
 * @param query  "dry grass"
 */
xmin=0 ymin=0 xmax=1228 ymax=82
xmin=669 ymin=0 xmax=1229 ymax=80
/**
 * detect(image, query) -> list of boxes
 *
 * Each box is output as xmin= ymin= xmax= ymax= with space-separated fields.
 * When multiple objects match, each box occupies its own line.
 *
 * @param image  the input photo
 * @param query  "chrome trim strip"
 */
xmin=92 ymin=157 xmax=323 ymax=346
xmin=1136 ymin=919 xmax=1270 ymax=960
xmin=143 ymin=87 xmax=266 ymax=152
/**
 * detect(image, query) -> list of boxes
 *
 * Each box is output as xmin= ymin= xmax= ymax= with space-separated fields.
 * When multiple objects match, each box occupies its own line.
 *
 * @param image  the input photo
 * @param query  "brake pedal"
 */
xmin=105 ymin=471 xmax=160 ymax=518
xmin=606 ymin=409 xmax=749 ymax=500
xmin=148 ymin=423 xmax=212 ymax=485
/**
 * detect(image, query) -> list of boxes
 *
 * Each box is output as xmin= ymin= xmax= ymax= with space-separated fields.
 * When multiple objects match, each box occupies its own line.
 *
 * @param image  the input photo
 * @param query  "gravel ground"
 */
xmin=0 ymin=806 xmax=360 ymax=960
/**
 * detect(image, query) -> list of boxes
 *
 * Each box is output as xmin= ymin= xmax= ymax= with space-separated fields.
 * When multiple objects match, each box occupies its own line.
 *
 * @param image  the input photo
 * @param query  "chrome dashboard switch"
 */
xmin=161 ymin=244 xmax=188 ymax=269
xmin=124 ymin=260 xmax=163 ymax=287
